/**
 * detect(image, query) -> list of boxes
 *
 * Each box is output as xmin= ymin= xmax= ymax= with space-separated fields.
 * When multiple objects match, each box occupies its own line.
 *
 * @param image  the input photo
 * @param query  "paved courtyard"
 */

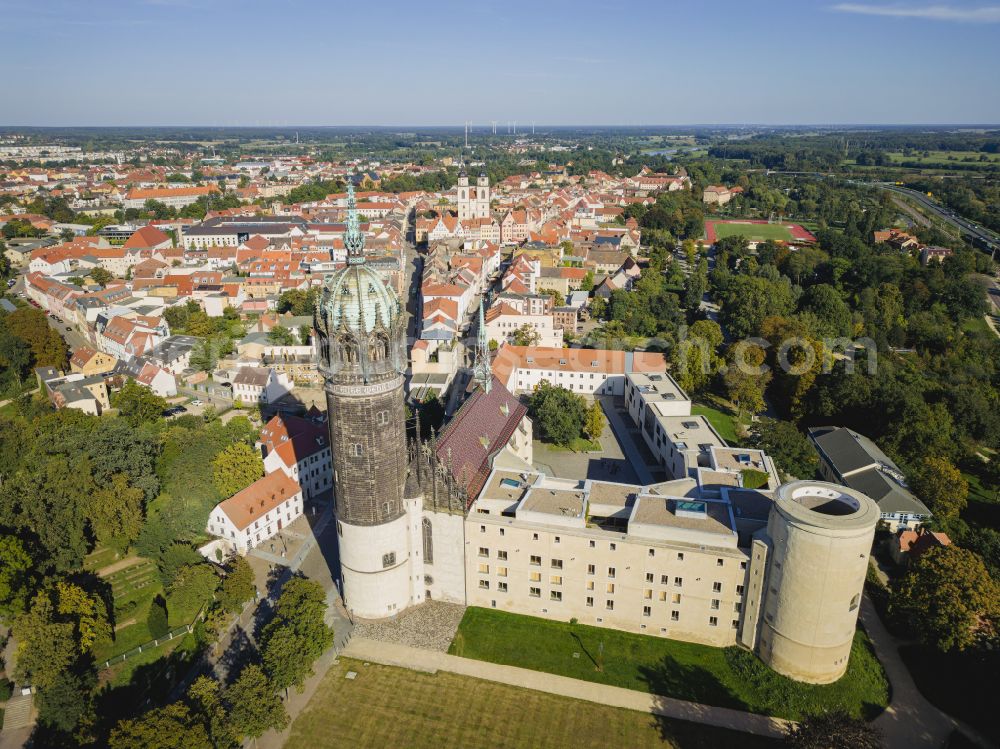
xmin=352 ymin=601 xmax=466 ymax=653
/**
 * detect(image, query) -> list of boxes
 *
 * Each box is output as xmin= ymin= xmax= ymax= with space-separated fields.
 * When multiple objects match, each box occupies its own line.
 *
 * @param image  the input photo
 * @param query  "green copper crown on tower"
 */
xmin=344 ymin=183 xmax=365 ymax=264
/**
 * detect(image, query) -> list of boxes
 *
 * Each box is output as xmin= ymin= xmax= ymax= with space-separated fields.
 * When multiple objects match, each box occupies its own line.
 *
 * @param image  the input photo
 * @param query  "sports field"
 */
xmin=705 ymin=219 xmax=816 ymax=244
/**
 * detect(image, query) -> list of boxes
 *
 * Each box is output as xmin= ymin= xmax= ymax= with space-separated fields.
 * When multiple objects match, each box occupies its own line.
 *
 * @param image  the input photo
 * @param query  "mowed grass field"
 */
xmin=284 ymin=658 xmax=778 ymax=749
xmin=711 ymin=221 xmax=795 ymax=242
xmin=449 ymin=608 xmax=889 ymax=721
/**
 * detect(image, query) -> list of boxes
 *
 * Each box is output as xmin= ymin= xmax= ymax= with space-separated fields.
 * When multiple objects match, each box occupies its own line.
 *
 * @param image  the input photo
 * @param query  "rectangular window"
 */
xmin=551 ymin=559 xmax=563 ymax=569
xmin=643 ymin=589 xmax=652 ymax=600
xmin=736 ymin=584 xmax=744 ymax=596
xmin=717 ymin=558 xmax=724 ymax=567
xmin=734 ymin=601 xmax=742 ymax=613
xmin=606 ymin=583 xmax=615 ymax=594
xmin=645 ymin=573 xmax=654 ymax=583
xmin=643 ymin=605 xmax=651 ymax=617
xmin=671 ymin=610 xmax=679 ymax=621
xmin=709 ymin=616 xmax=718 ymax=627
xmin=677 ymin=552 xmax=684 ymax=561
xmin=551 ymin=591 xmax=562 ymax=602
xmin=498 ymin=582 xmax=508 ymax=593
xmin=608 ymin=567 xmax=616 ymax=578
xmin=658 ymin=591 xmax=667 ymax=602
xmin=480 ymin=525 xmax=486 ymax=533
xmin=550 ymin=575 xmax=562 ymax=586
xmin=478 ymin=547 xmax=489 ymax=558
xmin=713 ymin=582 xmax=722 ymax=593
xmin=606 ymin=600 xmax=614 ymax=611
xmin=554 ymin=536 xmax=560 ymax=544
xmin=586 ymin=596 xmax=594 ymax=607
xmin=587 ymin=564 xmax=595 ymax=575
xmin=649 ymin=548 xmax=655 ymax=557
xmin=530 ymin=572 xmax=541 ymax=582
xmin=382 ymin=552 xmax=396 ymax=568
xmin=497 ymin=550 xmax=508 ymax=560
xmin=660 ymin=574 xmax=669 ymax=585
xmin=530 ymin=555 xmax=541 ymax=566
xmin=672 ymin=593 xmax=681 ymax=604
xmin=532 ymin=533 xmax=539 ymax=541
xmin=586 ymin=581 xmax=594 ymax=591
xmin=711 ymin=599 xmax=720 ymax=610
xmin=497 ymin=566 xmax=508 ymax=577
xmin=529 ymin=587 xmax=541 ymax=598
xmin=479 ymin=580 xmax=489 ymax=590
xmin=589 ymin=539 xmax=596 ymax=548
xmin=609 ymin=542 xmax=616 ymax=551
xmin=478 ymin=563 xmax=489 ymax=574
xmin=732 ymin=620 xmax=740 ymax=629
xmin=674 ymin=577 xmax=682 ymax=587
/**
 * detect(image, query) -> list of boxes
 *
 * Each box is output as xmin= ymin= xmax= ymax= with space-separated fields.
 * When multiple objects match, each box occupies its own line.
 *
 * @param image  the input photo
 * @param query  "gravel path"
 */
xmin=352 ymin=601 xmax=466 ymax=652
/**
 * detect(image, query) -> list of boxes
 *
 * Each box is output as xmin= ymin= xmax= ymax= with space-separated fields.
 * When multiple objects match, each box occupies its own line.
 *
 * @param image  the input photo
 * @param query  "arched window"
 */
xmin=422 ymin=517 xmax=433 ymax=564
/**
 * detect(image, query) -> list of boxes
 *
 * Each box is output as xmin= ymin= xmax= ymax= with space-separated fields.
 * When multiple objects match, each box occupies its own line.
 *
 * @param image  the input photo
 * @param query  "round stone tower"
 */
xmin=315 ymin=185 xmax=412 ymax=619
xmin=756 ymin=481 xmax=879 ymax=684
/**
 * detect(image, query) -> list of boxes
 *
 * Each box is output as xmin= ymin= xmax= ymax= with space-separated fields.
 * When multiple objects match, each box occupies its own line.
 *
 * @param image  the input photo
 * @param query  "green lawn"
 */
xmin=710 ymin=222 xmax=795 ymax=243
xmin=285 ymin=658 xmax=779 ymax=749
xmin=449 ymin=608 xmax=888 ymax=721
xmin=692 ymin=402 xmax=739 ymax=444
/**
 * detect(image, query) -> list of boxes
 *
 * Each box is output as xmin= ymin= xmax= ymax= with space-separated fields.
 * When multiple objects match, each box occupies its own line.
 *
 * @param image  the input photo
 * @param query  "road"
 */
xmin=877 ymin=184 xmax=999 ymax=250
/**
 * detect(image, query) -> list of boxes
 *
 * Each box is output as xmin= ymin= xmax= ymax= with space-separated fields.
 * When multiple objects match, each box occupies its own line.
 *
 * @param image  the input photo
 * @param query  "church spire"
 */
xmin=472 ymin=298 xmax=492 ymax=393
xmin=345 ymin=183 xmax=365 ymax=265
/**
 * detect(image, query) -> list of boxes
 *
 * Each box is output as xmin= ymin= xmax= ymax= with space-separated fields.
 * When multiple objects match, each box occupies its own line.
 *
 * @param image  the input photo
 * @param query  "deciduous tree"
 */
xmin=218 ymin=556 xmax=254 ymax=612
xmin=211 ymin=442 xmax=264 ymax=498
xmin=909 ymin=456 xmax=968 ymax=524
xmin=226 ymin=664 xmax=288 ymax=740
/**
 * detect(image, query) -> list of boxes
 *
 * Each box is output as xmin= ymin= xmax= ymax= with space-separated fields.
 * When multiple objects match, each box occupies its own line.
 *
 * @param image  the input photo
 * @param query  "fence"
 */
xmin=99 ymin=623 xmax=196 ymax=669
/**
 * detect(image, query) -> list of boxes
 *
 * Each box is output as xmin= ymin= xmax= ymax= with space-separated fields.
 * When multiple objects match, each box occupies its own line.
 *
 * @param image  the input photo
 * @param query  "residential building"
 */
xmin=260 ymin=413 xmax=333 ymax=500
xmin=808 ymin=426 xmax=932 ymax=531
xmin=232 ymin=366 xmax=293 ymax=405
xmin=206 ymin=470 xmax=304 ymax=554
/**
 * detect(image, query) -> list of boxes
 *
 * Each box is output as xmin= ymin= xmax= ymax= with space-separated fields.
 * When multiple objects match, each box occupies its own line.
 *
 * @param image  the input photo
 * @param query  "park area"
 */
xmin=705 ymin=219 xmax=817 ymax=245
xmin=284 ymin=658 xmax=777 ymax=749
xmin=448 ymin=608 xmax=888 ymax=721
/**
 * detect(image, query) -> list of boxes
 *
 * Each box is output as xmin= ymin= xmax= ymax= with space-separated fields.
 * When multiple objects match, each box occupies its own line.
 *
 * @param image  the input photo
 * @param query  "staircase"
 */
xmin=2 ymin=690 xmax=34 ymax=731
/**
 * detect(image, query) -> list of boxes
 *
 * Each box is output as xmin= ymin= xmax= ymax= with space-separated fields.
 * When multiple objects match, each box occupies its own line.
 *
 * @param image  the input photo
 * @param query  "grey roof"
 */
xmin=809 ymin=426 xmax=879 ymax=475
xmin=809 ymin=426 xmax=931 ymax=517
xmin=146 ymin=335 xmax=200 ymax=364
xmin=0 ymin=299 xmax=16 ymax=313
xmin=233 ymin=367 xmax=270 ymax=386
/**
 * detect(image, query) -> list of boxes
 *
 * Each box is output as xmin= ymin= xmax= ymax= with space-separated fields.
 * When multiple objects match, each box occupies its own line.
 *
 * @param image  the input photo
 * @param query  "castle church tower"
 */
xmin=315 ymin=185 xmax=420 ymax=618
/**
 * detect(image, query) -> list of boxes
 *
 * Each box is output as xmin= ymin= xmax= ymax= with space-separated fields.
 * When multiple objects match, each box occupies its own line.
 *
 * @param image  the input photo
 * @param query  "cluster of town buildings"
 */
xmin=2 ymin=148 xmax=943 ymax=688
xmin=873 ymin=227 xmax=955 ymax=265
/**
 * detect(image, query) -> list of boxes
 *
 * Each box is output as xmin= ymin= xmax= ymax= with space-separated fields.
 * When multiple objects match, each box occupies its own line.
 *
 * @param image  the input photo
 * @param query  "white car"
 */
xmin=191 ymin=399 xmax=203 ymax=406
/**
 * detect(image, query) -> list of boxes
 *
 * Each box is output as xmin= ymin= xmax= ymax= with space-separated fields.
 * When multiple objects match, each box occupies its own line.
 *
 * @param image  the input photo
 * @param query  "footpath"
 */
xmin=339 ymin=637 xmax=791 ymax=739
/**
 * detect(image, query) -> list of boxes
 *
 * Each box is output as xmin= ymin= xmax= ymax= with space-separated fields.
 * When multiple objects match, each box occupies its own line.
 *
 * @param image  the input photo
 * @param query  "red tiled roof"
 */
xmin=217 ymin=470 xmax=299 ymax=531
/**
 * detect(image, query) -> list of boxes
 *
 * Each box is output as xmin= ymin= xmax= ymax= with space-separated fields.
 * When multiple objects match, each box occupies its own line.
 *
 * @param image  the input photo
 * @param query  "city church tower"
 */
xmin=457 ymin=166 xmax=490 ymax=221
xmin=315 ymin=185 xmax=421 ymax=618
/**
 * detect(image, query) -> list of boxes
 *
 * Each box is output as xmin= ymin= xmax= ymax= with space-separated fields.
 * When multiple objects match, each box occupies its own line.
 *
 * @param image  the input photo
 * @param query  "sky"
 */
xmin=1 ymin=0 xmax=999 ymax=126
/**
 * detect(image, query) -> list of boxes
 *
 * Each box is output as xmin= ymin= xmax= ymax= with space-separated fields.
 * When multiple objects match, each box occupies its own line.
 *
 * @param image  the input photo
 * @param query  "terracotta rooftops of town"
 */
xmin=261 ymin=413 xmax=328 ymax=467
xmin=491 ymin=345 xmax=666 ymax=385
xmin=123 ymin=225 xmax=171 ymax=249
xmin=218 ymin=470 xmax=300 ymax=531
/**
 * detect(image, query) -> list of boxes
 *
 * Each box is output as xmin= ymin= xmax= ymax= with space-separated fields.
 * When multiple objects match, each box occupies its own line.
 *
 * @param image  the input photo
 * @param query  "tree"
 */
xmin=589 ymin=297 xmax=607 ymax=320
xmin=88 ymin=473 xmax=144 ymax=554
xmin=723 ymin=342 xmax=771 ymax=421
xmin=5 ymin=307 xmax=68 ymax=368
xmin=785 ymin=711 xmax=883 ymax=749
xmin=226 ymin=663 xmax=289 ymax=740
xmin=747 ymin=418 xmax=817 ymax=480
xmin=36 ymin=667 xmax=95 ymax=734
xmin=0 ymin=534 xmax=34 ymax=619
xmin=147 ymin=594 xmax=169 ymax=638
xmin=211 ymin=442 xmax=264 ymax=498
xmin=56 ymin=580 xmax=111 ymax=652
xmin=113 ymin=379 xmax=167 ymax=427
xmin=910 ymin=457 xmax=968 ymax=524
xmin=167 ymin=564 xmax=218 ymax=620
xmin=189 ymin=340 xmax=217 ymax=373
xmin=89 ymin=267 xmax=114 ymax=287
xmin=528 ymin=382 xmax=587 ymax=446
xmin=580 ymin=271 xmax=595 ymax=292
xmin=267 ymin=325 xmax=296 ymax=346
xmin=276 ymin=288 xmax=318 ymax=316
xmin=187 ymin=676 xmax=237 ymax=749
xmin=511 ymin=324 xmax=541 ymax=346
xmin=891 ymin=545 xmax=1000 ymax=652
xmin=670 ymin=320 xmax=723 ymax=395
xmin=538 ymin=287 xmax=566 ymax=307
xmin=13 ymin=592 xmax=77 ymax=691
xmin=798 ymin=283 xmax=853 ymax=338
xmin=218 ymin=556 xmax=255 ymax=612
xmin=260 ymin=578 xmax=334 ymax=692
xmin=109 ymin=702 xmax=213 ymax=749
xmin=584 ymin=402 xmax=605 ymax=441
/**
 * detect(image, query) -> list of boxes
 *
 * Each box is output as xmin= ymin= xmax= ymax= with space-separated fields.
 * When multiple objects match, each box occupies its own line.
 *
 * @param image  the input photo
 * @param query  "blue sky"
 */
xmin=1 ymin=0 xmax=998 ymax=126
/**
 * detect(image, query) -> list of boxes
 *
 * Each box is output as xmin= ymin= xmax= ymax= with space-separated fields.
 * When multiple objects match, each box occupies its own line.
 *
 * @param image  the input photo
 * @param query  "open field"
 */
xmin=449 ymin=608 xmax=888 ymax=721
xmin=705 ymin=219 xmax=817 ymax=245
xmin=284 ymin=658 xmax=778 ymax=749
